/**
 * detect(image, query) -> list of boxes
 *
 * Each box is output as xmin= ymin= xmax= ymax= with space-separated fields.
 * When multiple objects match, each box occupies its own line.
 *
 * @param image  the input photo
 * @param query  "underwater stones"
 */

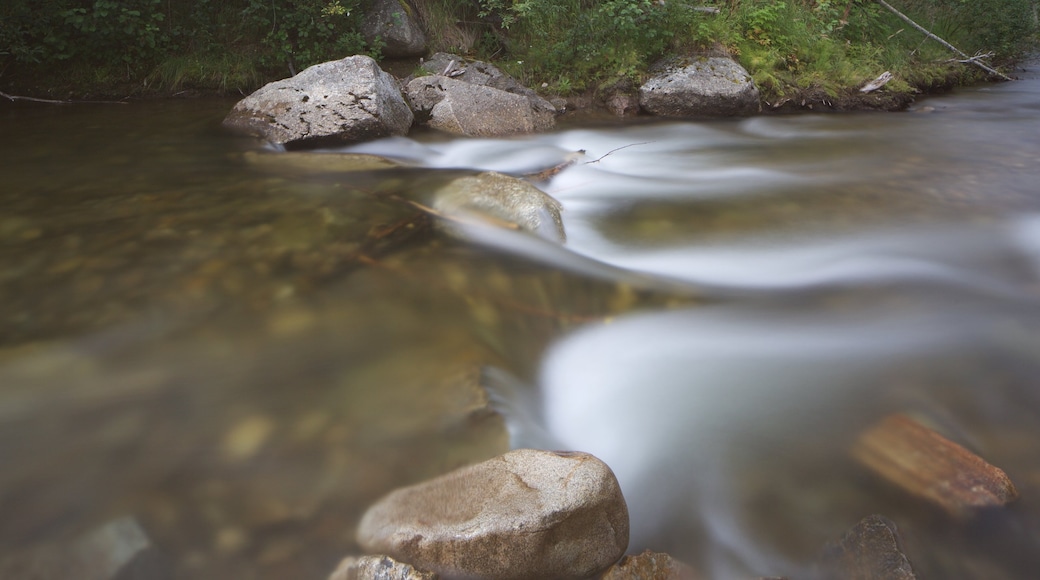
xmin=639 ymin=57 xmax=760 ymax=118
xmin=432 ymin=171 xmax=566 ymax=242
xmin=241 ymin=151 xmax=402 ymax=173
xmin=818 ymin=515 xmax=917 ymax=580
xmin=223 ymin=55 xmax=413 ymax=148
xmin=361 ymin=0 xmax=427 ymax=58
xmin=0 ymin=516 xmax=169 ymax=580
xmin=600 ymin=550 xmax=699 ymax=580
xmin=356 ymin=449 xmax=629 ymax=580
xmin=329 ymin=555 xmax=438 ymax=580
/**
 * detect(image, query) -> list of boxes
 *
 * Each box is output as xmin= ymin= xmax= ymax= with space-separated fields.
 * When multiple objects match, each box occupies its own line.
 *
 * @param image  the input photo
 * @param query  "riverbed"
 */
xmin=2 ymin=63 xmax=1040 ymax=579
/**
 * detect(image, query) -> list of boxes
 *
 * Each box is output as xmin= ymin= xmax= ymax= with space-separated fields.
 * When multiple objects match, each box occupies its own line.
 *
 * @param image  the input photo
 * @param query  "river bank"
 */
xmin=2 ymin=1 xmax=1035 ymax=114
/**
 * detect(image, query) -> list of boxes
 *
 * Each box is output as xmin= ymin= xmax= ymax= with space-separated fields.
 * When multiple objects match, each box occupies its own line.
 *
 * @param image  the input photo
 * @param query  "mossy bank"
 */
xmin=2 ymin=0 xmax=1037 ymax=111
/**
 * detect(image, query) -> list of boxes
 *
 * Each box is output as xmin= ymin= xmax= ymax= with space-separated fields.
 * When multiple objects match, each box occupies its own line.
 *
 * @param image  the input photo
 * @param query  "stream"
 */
xmin=3 ymin=61 xmax=1040 ymax=579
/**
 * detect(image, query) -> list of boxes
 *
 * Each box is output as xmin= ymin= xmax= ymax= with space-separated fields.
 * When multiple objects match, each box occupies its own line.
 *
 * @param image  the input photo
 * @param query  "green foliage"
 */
xmin=241 ymin=0 xmax=371 ymax=73
xmin=472 ymin=0 xmax=703 ymax=91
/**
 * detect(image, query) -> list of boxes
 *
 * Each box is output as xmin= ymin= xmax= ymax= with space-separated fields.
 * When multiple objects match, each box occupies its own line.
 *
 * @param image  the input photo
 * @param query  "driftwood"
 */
xmin=860 ymin=71 xmax=893 ymax=93
xmin=852 ymin=413 xmax=1019 ymax=517
xmin=0 ymin=90 xmax=127 ymax=105
xmin=874 ymin=0 xmax=1013 ymax=81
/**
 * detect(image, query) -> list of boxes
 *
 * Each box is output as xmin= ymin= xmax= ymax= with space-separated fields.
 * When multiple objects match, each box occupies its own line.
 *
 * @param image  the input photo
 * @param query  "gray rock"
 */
xmin=223 ymin=55 xmax=414 ymax=148
xmin=409 ymin=52 xmax=557 ymax=135
xmin=433 ymin=171 xmax=565 ymax=242
xmin=639 ymin=57 xmax=761 ymax=118
xmin=0 ymin=517 xmax=169 ymax=580
xmin=406 ymin=76 xmax=553 ymax=137
xmin=329 ymin=555 xmax=437 ymax=580
xmin=356 ymin=449 xmax=628 ymax=580
xmin=818 ymin=515 xmax=917 ymax=580
xmin=361 ymin=0 xmax=427 ymax=58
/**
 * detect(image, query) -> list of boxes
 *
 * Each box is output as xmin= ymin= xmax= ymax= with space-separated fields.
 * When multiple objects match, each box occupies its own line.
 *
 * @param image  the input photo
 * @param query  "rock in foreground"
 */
xmin=356 ymin=449 xmax=629 ymax=580
xmin=600 ymin=550 xmax=699 ymax=580
xmin=329 ymin=555 xmax=437 ymax=580
xmin=640 ymin=57 xmax=760 ymax=118
xmin=433 ymin=171 xmax=566 ymax=242
xmin=223 ymin=55 xmax=413 ymax=148
xmin=818 ymin=515 xmax=917 ymax=580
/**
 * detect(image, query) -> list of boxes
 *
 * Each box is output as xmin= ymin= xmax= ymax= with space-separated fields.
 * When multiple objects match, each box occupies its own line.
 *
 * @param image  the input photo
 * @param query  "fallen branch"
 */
xmin=583 ymin=142 xmax=653 ymax=165
xmin=874 ymin=0 xmax=1013 ymax=81
xmin=860 ymin=71 xmax=893 ymax=93
xmin=0 ymin=90 xmax=128 ymax=105
xmin=947 ymin=51 xmax=996 ymax=65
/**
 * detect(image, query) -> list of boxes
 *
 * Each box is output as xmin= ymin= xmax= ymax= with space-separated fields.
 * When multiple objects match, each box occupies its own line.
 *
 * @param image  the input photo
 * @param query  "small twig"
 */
xmin=946 ymin=51 xmax=996 ymax=64
xmin=583 ymin=142 xmax=653 ymax=165
xmin=0 ymin=90 xmax=128 ymax=105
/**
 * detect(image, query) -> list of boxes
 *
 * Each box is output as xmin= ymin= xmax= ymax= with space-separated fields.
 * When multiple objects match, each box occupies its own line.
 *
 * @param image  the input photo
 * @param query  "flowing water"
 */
xmin=2 ymin=62 xmax=1040 ymax=579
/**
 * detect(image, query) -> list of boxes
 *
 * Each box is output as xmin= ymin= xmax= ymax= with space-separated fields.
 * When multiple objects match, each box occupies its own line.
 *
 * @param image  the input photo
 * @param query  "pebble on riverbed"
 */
xmin=817 ymin=514 xmax=917 ymax=580
xmin=356 ymin=448 xmax=629 ymax=580
xmin=0 ymin=516 xmax=170 ymax=580
xmin=599 ymin=550 xmax=699 ymax=580
xmin=328 ymin=554 xmax=437 ymax=580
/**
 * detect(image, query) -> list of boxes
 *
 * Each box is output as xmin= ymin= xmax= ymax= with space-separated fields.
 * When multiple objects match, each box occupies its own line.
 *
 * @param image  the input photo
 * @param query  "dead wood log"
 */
xmin=874 ymin=0 xmax=1013 ymax=81
xmin=852 ymin=413 xmax=1019 ymax=517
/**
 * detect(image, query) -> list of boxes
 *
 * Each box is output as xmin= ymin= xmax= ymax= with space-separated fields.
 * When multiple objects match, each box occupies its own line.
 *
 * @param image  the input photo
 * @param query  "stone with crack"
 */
xmin=223 ymin=55 xmax=413 ymax=148
xmin=356 ymin=449 xmax=629 ymax=580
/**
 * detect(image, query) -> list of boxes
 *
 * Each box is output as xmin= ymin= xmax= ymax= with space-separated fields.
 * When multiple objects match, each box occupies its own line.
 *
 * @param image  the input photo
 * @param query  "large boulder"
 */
xmin=223 ymin=55 xmax=413 ymax=148
xmin=406 ymin=52 xmax=557 ymax=136
xmin=406 ymin=76 xmax=553 ymax=137
xmin=361 ymin=0 xmax=427 ymax=58
xmin=356 ymin=449 xmax=628 ymax=580
xmin=639 ymin=57 xmax=761 ymax=118
xmin=433 ymin=171 xmax=565 ymax=242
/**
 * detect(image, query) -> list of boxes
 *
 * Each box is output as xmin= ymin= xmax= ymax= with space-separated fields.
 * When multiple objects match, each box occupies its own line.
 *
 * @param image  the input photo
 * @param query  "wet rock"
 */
xmin=223 ymin=55 xmax=413 ymax=148
xmin=606 ymin=92 xmax=642 ymax=118
xmin=600 ymin=550 xmax=698 ymax=580
xmin=0 ymin=516 xmax=169 ymax=580
xmin=406 ymin=76 xmax=553 ymax=137
xmin=817 ymin=515 xmax=916 ymax=580
xmin=329 ymin=554 xmax=437 ymax=580
xmin=432 ymin=171 xmax=565 ymax=242
xmin=356 ymin=449 xmax=629 ymax=580
xmin=852 ymin=413 xmax=1019 ymax=516
xmin=639 ymin=57 xmax=760 ymax=118
xmin=361 ymin=0 xmax=426 ymax=58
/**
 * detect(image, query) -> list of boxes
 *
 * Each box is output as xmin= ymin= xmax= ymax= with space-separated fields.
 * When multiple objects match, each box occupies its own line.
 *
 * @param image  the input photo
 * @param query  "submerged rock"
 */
xmin=0 ymin=516 xmax=169 ymax=580
xmin=356 ymin=449 xmax=629 ymax=580
xmin=818 ymin=515 xmax=917 ymax=580
xmin=361 ymin=0 xmax=427 ymax=58
xmin=639 ymin=57 xmax=760 ymax=118
xmin=432 ymin=171 xmax=565 ymax=242
xmin=241 ymin=151 xmax=403 ymax=173
xmin=223 ymin=55 xmax=413 ymax=148
xmin=329 ymin=555 xmax=437 ymax=580
xmin=600 ymin=550 xmax=699 ymax=580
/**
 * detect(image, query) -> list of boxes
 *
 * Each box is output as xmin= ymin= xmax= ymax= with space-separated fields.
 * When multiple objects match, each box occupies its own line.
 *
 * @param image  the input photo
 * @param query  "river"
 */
xmin=2 ymin=62 xmax=1040 ymax=579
